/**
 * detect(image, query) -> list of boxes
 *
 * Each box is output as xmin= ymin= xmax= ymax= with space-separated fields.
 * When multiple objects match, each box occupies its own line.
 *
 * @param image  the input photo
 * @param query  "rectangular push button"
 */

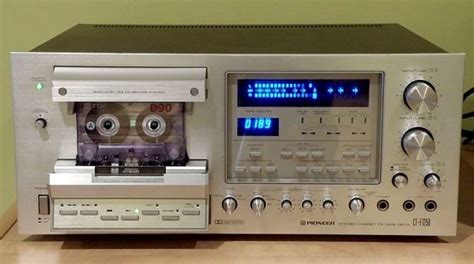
xmin=38 ymin=195 xmax=50 ymax=215
xmin=142 ymin=210 xmax=160 ymax=215
xmin=296 ymin=167 xmax=308 ymax=173
xmin=327 ymin=167 xmax=340 ymax=173
xmin=249 ymin=151 xmax=262 ymax=159
xmin=80 ymin=210 xmax=98 ymax=215
xmin=296 ymin=152 xmax=308 ymax=159
xmin=182 ymin=210 xmax=200 ymax=216
xmin=265 ymin=167 xmax=277 ymax=173
xmin=162 ymin=215 xmax=180 ymax=221
xmin=280 ymin=151 xmax=293 ymax=158
xmin=358 ymin=167 xmax=370 ymax=173
xmin=358 ymin=150 xmax=371 ymax=158
xmin=311 ymin=151 xmax=324 ymax=158
xmin=342 ymin=151 xmax=355 ymax=158
xmin=311 ymin=167 xmax=324 ymax=173
xmin=59 ymin=210 xmax=78 ymax=216
xmin=234 ymin=166 xmax=246 ymax=173
xmin=121 ymin=215 xmax=139 ymax=221
xmin=101 ymin=215 xmax=119 ymax=221
xmin=249 ymin=167 xmax=261 ymax=173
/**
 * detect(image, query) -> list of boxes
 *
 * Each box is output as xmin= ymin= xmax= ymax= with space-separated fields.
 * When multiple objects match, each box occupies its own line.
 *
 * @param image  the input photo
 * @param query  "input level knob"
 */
xmin=302 ymin=200 xmax=313 ymax=209
xmin=401 ymin=128 xmax=435 ymax=160
xmin=424 ymin=173 xmax=441 ymax=189
xmin=322 ymin=200 xmax=334 ymax=210
xmin=250 ymin=197 xmax=266 ymax=216
xmin=349 ymin=198 xmax=365 ymax=215
xmin=222 ymin=197 xmax=238 ymax=215
xmin=392 ymin=173 xmax=409 ymax=188
xmin=281 ymin=199 xmax=292 ymax=209
xmin=404 ymin=80 xmax=438 ymax=113
xmin=34 ymin=118 xmax=47 ymax=129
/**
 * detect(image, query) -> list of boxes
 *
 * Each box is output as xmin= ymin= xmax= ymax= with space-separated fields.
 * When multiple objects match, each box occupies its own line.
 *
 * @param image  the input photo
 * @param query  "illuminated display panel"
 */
xmin=237 ymin=79 xmax=370 ymax=107
xmin=237 ymin=117 xmax=279 ymax=136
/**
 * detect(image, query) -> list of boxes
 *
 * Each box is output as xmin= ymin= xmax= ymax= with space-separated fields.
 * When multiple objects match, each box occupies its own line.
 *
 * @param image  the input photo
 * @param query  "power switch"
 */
xmin=38 ymin=195 xmax=50 ymax=215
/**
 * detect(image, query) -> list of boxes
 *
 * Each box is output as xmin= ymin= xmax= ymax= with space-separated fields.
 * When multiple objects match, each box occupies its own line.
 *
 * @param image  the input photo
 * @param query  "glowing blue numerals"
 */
xmin=244 ymin=118 xmax=272 ymax=130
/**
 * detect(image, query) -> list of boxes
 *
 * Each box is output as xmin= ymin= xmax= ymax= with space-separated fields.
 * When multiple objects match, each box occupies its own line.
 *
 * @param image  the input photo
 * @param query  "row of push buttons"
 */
xmin=280 ymin=150 xmax=371 ymax=159
xmin=234 ymin=166 xmax=277 ymax=173
xmin=235 ymin=166 xmax=371 ymax=174
xmin=59 ymin=209 xmax=200 ymax=221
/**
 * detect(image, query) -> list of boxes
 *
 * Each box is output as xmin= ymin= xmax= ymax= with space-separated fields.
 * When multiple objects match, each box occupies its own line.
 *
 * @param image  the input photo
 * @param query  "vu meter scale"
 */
xmin=11 ymin=24 xmax=464 ymax=236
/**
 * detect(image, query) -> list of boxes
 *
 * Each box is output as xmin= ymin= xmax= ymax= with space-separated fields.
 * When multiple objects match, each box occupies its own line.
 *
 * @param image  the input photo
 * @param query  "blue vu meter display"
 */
xmin=237 ymin=79 xmax=370 ymax=107
xmin=237 ymin=117 xmax=279 ymax=136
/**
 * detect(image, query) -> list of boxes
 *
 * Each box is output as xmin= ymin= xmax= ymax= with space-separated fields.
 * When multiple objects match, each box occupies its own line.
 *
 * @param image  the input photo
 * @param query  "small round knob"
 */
xmin=250 ymin=197 xmax=266 ymax=216
xmin=281 ymin=199 xmax=292 ymax=209
xmin=302 ymin=200 xmax=313 ymax=209
xmin=401 ymin=128 xmax=435 ymax=160
xmin=222 ymin=197 xmax=238 ymax=215
xmin=349 ymin=198 xmax=365 ymax=215
xmin=392 ymin=173 xmax=408 ymax=188
xmin=322 ymin=200 xmax=334 ymax=210
xmin=34 ymin=118 xmax=47 ymax=129
xmin=424 ymin=173 xmax=441 ymax=189
xmin=404 ymin=80 xmax=438 ymax=113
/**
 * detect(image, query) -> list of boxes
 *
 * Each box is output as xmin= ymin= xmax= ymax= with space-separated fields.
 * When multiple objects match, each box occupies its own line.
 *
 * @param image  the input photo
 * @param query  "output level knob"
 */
xmin=424 ymin=173 xmax=441 ymax=189
xmin=349 ymin=198 xmax=365 ymax=215
xmin=392 ymin=173 xmax=408 ymax=188
xmin=322 ymin=200 xmax=334 ymax=210
xmin=34 ymin=118 xmax=47 ymax=129
xmin=302 ymin=200 xmax=313 ymax=209
xmin=250 ymin=197 xmax=266 ymax=216
xmin=281 ymin=199 xmax=292 ymax=209
xmin=222 ymin=197 xmax=238 ymax=215
xmin=404 ymin=80 xmax=438 ymax=113
xmin=401 ymin=128 xmax=435 ymax=160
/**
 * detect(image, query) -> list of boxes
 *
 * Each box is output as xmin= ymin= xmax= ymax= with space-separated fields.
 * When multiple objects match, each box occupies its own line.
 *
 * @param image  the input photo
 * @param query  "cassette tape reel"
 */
xmin=76 ymin=102 xmax=187 ymax=168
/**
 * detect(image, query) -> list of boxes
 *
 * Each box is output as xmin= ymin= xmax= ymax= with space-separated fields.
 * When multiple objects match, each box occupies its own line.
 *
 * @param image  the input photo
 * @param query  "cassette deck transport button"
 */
xmin=296 ymin=166 xmax=308 ymax=173
xmin=342 ymin=166 xmax=355 ymax=172
xmin=358 ymin=167 xmax=370 ymax=173
xmin=142 ymin=210 xmax=160 ymax=215
xmin=342 ymin=151 xmax=355 ymax=158
xmin=121 ymin=215 xmax=139 ymax=221
xmin=59 ymin=210 xmax=78 ymax=216
xmin=265 ymin=167 xmax=277 ymax=173
xmin=311 ymin=167 xmax=324 ymax=173
xmin=280 ymin=151 xmax=293 ymax=158
xmin=311 ymin=151 xmax=324 ymax=158
xmin=296 ymin=151 xmax=308 ymax=159
xmin=358 ymin=150 xmax=371 ymax=158
xmin=101 ymin=215 xmax=119 ymax=221
xmin=80 ymin=210 xmax=98 ymax=215
xmin=249 ymin=167 xmax=262 ymax=173
xmin=234 ymin=166 xmax=246 ymax=173
xmin=327 ymin=167 xmax=340 ymax=173
xmin=162 ymin=215 xmax=180 ymax=221
xmin=249 ymin=151 xmax=262 ymax=159
xmin=182 ymin=210 xmax=200 ymax=216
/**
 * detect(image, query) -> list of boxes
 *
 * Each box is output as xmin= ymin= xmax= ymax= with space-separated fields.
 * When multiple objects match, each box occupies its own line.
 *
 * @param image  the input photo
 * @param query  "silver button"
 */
xmin=358 ymin=167 xmax=370 ymax=173
xmin=101 ymin=215 xmax=119 ymax=221
xmin=296 ymin=167 xmax=308 ymax=173
xmin=234 ymin=166 xmax=246 ymax=173
xmin=249 ymin=151 xmax=262 ymax=159
xmin=342 ymin=167 xmax=355 ymax=172
xmin=142 ymin=210 xmax=160 ymax=215
xmin=265 ymin=167 xmax=277 ymax=173
xmin=80 ymin=210 xmax=98 ymax=216
xmin=296 ymin=151 xmax=308 ymax=158
xmin=280 ymin=151 xmax=293 ymax=158
xmin=121 ymin=215 xmax=139 ymax=221
xmin=162 ymin=215 xmax=180 ymax=221
xmin=182 ymin=210 xmax=200 ymax=216
xmin=311 ymin=151 xmax=324 ymax=158
xmin=249 ymin=166 xmax=262 ymax=173
xmin=38 ymin=195 xmax=50 ymax=215
xmin=327 ymin=167 xmax=340 ymax=173
xmin=342 ymin=151 xmax=355 ymax=158
xmin=59 ymin=210 xmax=78 ymax=216
xmin=311 ymin=167 xmax=324 ymax=173
xmin=358 ymin=150 xmax=371 ymax=158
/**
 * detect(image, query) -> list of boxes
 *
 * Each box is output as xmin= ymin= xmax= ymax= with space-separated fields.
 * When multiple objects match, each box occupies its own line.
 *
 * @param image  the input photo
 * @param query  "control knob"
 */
xmin=222 ymin=197 xmax=238 ymax=215
xmin=401 ymin=128 xmax=435 ymax=160
xmin=250 ymin=197 xmax=266 ymax=216
xmin=302 ymin=200 xmax=313 ymax=209
xmin=34 ymin=118 xmax=47 ymax=129
xmin=404 ymin=80 xmax=438 ymax=113
xmin=281 ymin=199 xmax=292 ymax=209
xmin=349 ymin=198 xmax=365 ymax=215
xmin=392 ymin=173 xmax=409 ymax=188
xmin=322 ymin=200 xmax=334 ymax=210
xmin=424 ymin=173 xmax=441 ymax=189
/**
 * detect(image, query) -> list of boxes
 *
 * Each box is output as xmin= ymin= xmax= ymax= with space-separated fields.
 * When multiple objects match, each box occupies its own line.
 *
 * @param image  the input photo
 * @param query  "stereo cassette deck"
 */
xmin=11 ymin=24 xmax=464 ymax=235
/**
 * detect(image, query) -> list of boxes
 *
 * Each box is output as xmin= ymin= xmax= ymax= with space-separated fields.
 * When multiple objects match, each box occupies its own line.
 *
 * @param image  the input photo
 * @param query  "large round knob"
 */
xmin=322 ymin=200 xmax=334 ymax=210
xmin=281 ymin=199 xmax=292 ymax=210
xmin=302 ymin=200 xmax=313 ymax=209
xmin=222 ymin=197 xmax=238 ymax=215
xmin=402 ymin=128 xmax=435 ymax=160
xmin=349 ymin=198 xmax=365 ymax=215
xmin=250 ymin=197 xmax=266 ymax=216
xmin=404 ymin=81 xmax=438 ymax=113
xmin=34 ymin=118 xmax=47 ymax=129
xmin=424 ymin=173 xmax=441 ymax=189
xmin=392 ymin=173 xmax=408 ymax=188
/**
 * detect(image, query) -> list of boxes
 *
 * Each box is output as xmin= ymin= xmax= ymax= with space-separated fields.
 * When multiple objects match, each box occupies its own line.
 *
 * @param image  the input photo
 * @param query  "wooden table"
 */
xmin=1 ymin=149 xmax=473 ymax=264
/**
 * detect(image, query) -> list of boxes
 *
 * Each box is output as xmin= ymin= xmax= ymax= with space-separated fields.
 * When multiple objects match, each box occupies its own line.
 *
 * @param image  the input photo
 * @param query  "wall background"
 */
xmin=1 ymin=0 xmax=473 ymax=219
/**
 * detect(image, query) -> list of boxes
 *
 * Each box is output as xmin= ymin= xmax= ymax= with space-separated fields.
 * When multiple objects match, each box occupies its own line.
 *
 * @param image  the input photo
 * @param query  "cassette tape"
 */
xmin=75 ymin=102 xmax=187 ymax=168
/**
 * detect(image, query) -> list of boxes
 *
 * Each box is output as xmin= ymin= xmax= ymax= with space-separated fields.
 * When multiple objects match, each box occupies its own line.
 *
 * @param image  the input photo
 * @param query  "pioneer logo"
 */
xmin=300 ymin=220 xmax=335 ymax=226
